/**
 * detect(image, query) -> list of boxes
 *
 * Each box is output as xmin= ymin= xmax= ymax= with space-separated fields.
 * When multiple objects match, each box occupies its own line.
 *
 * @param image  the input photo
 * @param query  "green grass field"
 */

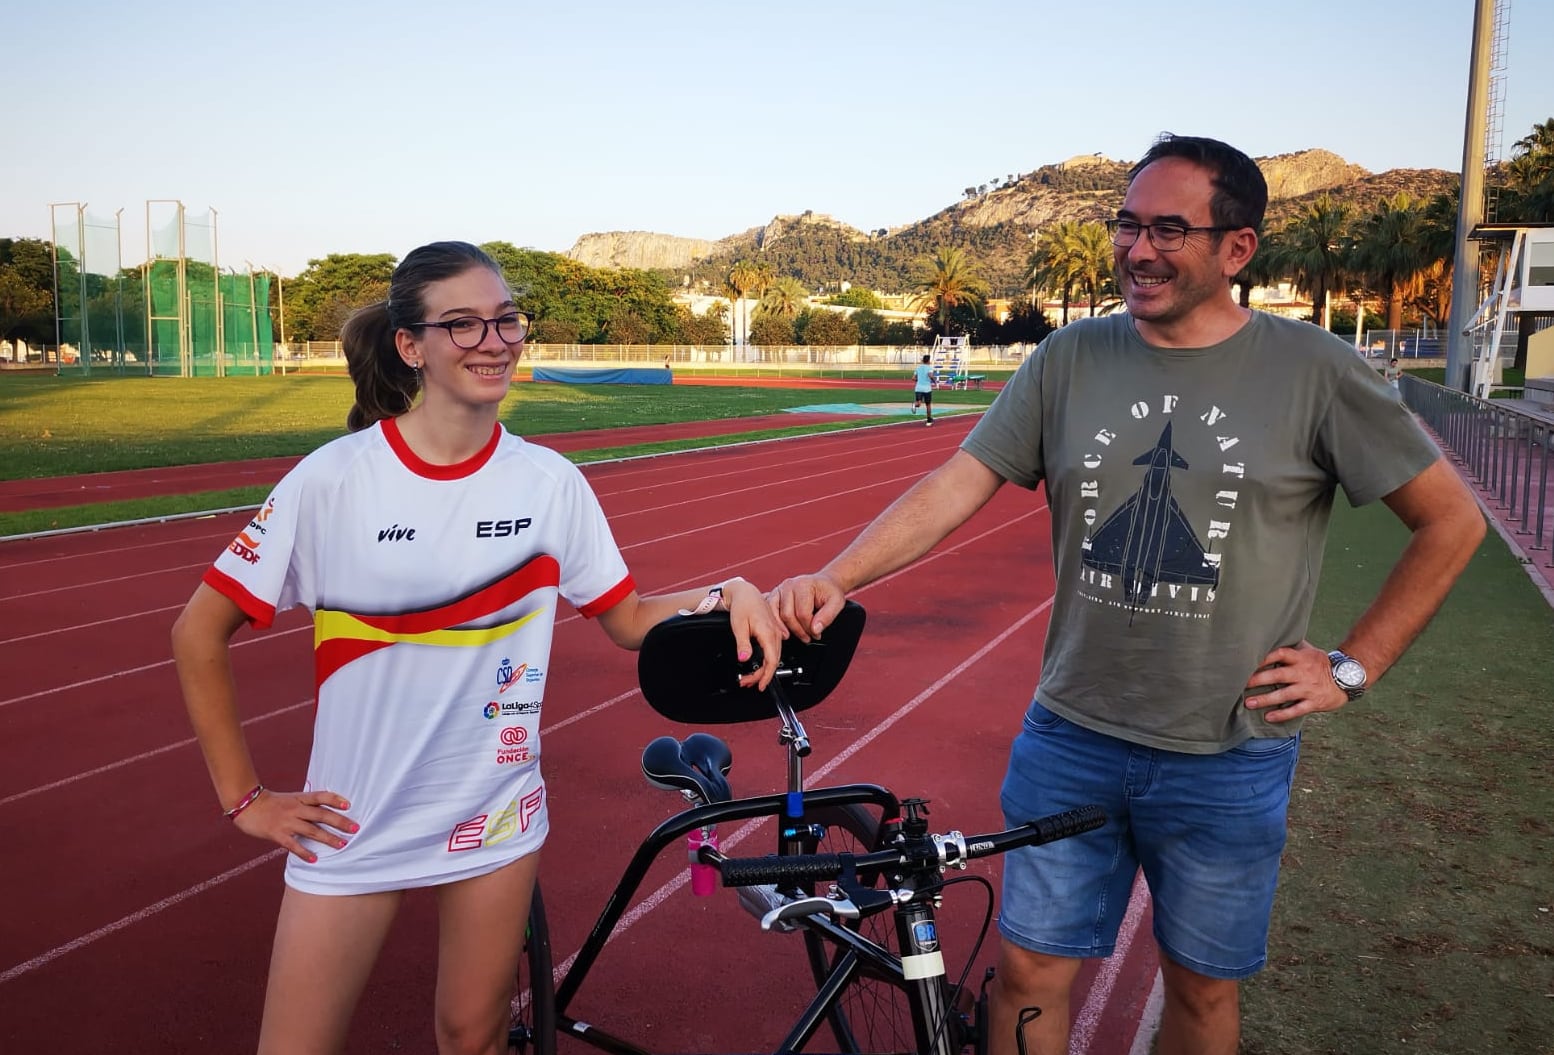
xmin=2 ymin=372 xmax=1550 ymax=1052
xmin=1244 ymin=498 xmax=1554 ymax=1053
xmin=0 ymin=373 xmax=994 ymax=482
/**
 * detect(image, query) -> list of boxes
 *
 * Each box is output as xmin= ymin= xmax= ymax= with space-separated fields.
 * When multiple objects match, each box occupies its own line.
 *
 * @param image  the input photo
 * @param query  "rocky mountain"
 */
xmin=564 ymin=148 xmax=1457 ymax=296
xmin=567 ymin=230 xmax=725 ymax=271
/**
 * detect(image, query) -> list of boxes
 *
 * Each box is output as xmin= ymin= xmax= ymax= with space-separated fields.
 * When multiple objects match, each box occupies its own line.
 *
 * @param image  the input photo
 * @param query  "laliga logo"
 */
xmin=500 ymin=726 xmax=529 ymax=746
xmin=483 ymin=702 xmax=499 ymax=720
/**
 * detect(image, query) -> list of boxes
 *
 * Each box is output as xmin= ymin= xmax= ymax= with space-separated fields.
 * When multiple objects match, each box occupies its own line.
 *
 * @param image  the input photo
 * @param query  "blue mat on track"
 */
xmin=532 ymin=367 xmax=672 ymax=385
xmin=784 ymin=402 xmax=914 ymax=416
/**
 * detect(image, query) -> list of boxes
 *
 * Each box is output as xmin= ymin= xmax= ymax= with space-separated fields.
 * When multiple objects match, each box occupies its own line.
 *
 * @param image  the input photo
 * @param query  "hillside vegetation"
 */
xmin=569 ymin=149 xmax=1457 ymax=296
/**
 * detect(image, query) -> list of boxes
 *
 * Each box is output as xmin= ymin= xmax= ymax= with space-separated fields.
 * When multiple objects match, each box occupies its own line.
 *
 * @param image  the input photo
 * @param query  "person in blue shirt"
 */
xmin=913 ymin=354 xmax=935 ymax=426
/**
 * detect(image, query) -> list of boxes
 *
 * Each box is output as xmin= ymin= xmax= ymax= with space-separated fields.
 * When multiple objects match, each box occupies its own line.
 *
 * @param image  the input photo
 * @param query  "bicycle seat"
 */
xmin=637 ymin=601 xmax=867 ymax=724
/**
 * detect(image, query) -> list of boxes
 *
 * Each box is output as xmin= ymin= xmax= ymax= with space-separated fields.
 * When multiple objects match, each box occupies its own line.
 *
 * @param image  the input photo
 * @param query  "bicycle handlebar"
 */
xmin=717 ymin=805 xmax=1106 ymax=888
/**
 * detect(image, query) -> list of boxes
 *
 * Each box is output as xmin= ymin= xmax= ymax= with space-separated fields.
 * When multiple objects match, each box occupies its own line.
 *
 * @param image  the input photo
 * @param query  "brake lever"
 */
xmin=760 ymin=895 xmax=860 ymax=931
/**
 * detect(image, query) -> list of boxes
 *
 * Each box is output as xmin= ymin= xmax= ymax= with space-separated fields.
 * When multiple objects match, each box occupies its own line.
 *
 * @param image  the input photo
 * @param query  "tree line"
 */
xmin=4 ymin=119 xmax=1550 ymax=353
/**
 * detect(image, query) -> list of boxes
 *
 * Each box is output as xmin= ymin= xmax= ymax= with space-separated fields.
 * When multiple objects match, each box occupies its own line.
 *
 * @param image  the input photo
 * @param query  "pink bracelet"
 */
xmin=223 ymin=784 xmax=265 ymax=820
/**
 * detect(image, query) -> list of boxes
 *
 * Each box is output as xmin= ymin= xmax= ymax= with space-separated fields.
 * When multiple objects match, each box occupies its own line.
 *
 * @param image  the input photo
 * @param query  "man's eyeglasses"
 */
xmin=407 ymin=311 xmax=532 ymax=349
xmin=1105 ymin=219 xmax=1240 ymax=252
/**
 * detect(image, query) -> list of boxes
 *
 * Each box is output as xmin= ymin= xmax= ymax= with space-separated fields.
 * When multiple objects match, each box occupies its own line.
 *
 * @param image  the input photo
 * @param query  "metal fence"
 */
xmin=274 ymin=342 xmax=1037 ymax=369
xmin=1401 ymin=374 xmax=1553 ymax=568
xmin=1355 ymin=330 xmax=1449 ymax=359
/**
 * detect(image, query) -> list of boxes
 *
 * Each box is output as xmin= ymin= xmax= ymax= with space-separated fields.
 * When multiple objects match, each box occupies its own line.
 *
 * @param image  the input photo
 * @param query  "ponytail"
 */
xmin=342 ymin=299 xmax=418 ymax=432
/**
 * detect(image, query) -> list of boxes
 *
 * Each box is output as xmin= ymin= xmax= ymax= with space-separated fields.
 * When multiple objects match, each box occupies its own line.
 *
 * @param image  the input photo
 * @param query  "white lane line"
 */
xmin=2 ymin=603 xmax=185 ymax=644
xmin=0 ymin=850 xmax=284 ymax=985
xmin=0 ymin=526 xmax=237 ymax=570
xmin=0 ymin=623 xmax=311 ymax=709
xmin=2 ymin=560 xmax=210 ymax=601
xmin=0 ymin=699 xmax=314 ymax=808
xmin=1071 ymin=870 xmax=1150 ymax=1054
xmin=1126 ymin=969 xmax=1165 ymax=1055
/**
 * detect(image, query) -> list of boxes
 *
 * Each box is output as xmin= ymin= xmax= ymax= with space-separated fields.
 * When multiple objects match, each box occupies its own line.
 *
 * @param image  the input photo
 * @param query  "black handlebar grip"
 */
xmin=1025 ymin=805 xmax=1106 ymax=845
xmin=719 ymin=852 xmax=846 ymax=887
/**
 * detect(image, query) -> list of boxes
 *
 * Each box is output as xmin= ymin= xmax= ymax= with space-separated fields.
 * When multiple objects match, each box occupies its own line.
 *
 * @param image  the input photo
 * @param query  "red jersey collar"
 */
xmin=381 ymin=417 xmax=502 ymax=480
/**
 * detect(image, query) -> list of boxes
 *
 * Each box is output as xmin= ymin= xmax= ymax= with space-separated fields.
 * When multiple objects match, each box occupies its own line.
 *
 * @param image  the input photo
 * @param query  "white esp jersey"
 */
xmin=205 ymin=419 xmax=633 ymax=894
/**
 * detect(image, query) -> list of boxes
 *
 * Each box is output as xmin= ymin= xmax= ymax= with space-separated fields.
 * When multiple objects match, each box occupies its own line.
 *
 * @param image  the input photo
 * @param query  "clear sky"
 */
xmin=4 ymin=0 xmax=1550 ymax=276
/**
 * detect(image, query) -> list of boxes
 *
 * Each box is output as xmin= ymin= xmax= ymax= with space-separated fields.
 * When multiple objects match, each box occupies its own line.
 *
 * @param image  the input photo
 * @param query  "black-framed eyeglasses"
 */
xmin=406 ymin=311 xmax=532 ymax=349
xmin=1105 ymin=219 xmax=1240 ymax=252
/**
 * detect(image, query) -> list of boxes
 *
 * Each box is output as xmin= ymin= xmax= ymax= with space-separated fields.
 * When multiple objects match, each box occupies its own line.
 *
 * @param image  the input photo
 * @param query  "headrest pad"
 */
xmin=637 ymin=601 xmax=866 ymax=724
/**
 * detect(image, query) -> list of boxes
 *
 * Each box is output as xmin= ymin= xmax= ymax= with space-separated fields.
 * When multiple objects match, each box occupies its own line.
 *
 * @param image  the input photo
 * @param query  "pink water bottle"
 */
xmin=687 ymin=825 xmax=720 ymax=896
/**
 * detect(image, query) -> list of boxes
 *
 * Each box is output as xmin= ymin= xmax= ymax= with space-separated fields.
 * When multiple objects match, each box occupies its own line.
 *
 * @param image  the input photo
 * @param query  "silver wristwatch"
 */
xmin=1327 ymin=650 xmax=1368 ymax=701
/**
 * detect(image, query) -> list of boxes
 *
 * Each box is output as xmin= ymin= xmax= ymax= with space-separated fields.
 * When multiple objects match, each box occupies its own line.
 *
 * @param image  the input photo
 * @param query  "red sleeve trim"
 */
xmin=577 ymin=574 xmax=636 ymax=619
xmin=203 ymin=567 xmax=277 ymax=630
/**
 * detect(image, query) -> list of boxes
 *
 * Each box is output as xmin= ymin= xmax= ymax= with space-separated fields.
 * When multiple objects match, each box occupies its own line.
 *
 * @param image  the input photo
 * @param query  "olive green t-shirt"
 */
xmin=962 ymin=311 xmax=1440 ymax=752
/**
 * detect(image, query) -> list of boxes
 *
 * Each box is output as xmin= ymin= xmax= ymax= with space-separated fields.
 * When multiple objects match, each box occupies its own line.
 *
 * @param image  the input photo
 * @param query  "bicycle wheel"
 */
xmin=800 ymin=804 xmax=915 ymax=1055
xmin=508 ymin=884 xmax=556 ymax=1055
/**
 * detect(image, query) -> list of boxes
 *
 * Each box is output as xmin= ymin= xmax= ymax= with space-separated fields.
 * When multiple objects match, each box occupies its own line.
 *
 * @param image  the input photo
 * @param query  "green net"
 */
xmin=54 ymin=203 xmax=275 ymax=377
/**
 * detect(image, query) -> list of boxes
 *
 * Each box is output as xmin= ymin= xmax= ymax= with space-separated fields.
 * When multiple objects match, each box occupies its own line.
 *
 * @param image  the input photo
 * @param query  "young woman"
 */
xmin=172 ymin=241 xmax=783 ymax=1055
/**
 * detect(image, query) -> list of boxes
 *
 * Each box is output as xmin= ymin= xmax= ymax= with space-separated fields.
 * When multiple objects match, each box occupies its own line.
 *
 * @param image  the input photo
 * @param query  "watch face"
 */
xmin=1334 ymin=659 xmax=1366 ymax=688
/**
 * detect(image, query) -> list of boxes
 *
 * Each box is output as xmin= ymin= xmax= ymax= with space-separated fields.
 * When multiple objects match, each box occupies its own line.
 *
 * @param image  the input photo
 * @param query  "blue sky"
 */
xmin=4 ymin=0 xmax=1550 ymax=276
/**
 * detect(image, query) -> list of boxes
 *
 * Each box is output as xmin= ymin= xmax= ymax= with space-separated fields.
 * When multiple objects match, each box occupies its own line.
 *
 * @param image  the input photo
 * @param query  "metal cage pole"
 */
xmin=47 ymin=203 xmax=66 ymax=366
xmin=212 ymin=207 xmax=224 ymax=378
xmin=114 ymin=208 xmax=128 ymax=374
xmin=144 ymin=202 xmax=152 ymax=372
xmin=177 ymin=201 xmax=189 ymax=377
xmin=76 ymin=204 xmax=90 ymax=376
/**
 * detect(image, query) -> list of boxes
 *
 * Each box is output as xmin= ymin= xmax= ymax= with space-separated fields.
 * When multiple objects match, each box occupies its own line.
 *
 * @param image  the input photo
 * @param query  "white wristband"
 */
xmin=678 ymin=577 xmax=745 ymax=617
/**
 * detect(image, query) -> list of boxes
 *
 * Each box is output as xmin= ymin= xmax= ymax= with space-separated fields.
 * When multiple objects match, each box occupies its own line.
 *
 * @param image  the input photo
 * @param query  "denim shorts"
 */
xmin=997 ymin=700 xmax=1301 ymax=979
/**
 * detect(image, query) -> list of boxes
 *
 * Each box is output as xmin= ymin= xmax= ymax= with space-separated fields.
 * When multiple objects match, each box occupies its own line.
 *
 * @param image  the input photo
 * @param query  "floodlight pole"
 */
xmin=1446 ymin=0 xmax=1496 ymax=392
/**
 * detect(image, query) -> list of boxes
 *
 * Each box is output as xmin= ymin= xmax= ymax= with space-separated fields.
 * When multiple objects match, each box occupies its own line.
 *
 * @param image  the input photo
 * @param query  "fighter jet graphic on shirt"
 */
xmin=1081 ymin=422 xmax=1219 ymax=611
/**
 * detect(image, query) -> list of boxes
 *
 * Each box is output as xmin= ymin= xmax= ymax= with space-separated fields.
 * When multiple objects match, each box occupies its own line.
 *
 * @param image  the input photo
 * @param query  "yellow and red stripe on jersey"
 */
xmin=312 ymin=555 xmax=562 ymax=688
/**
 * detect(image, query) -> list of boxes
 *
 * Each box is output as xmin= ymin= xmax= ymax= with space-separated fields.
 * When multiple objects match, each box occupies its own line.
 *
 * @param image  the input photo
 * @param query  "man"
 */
xmin=913 ymin=353 xmax=936 ymax=425
xmin=1385 ymin=356 xmax=1404 ymax=388
xmin=768 ymin=134 xmax=1484 ymax=1055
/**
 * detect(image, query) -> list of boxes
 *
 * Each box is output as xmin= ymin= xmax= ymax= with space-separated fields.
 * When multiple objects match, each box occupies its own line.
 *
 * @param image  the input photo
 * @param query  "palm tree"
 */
xmin=1512 ymin=117 xmax=1554 ymax=161
xmin=1235 ymin=229 xmax=1282 ymax=310
xmin=1027 ymin=222 xmax=1083 ymax=324
xmin=728 ymin=259 xmax=763 ymax=347
xmin=1267 ymin=194 xmax=1350 ymax=328
xmin=1068 ymin=222 xmax=1119 ymax=318
xmin=1352 ymin=193 xmax=1429 ymax=332
xmin=1500 ymin=118 xmax=1554 ymax=223
xmin=908 ymin=247 xmax=986 ymax=335
xmin=758 ymin=276 xmax=808 ymax=319
xmin=1408 ymin=191 xmax=1460 ymax=328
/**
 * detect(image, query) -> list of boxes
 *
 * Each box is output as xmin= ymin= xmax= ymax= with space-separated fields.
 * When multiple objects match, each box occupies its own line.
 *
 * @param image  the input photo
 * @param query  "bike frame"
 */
xmin=550 ymin=779 xmax=974 ymax=1055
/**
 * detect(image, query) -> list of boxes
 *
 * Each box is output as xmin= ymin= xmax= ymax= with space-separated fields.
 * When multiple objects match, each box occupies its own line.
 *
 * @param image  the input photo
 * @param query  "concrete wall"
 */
xmin=1527 ymin=325 xmax=1554 ymax=381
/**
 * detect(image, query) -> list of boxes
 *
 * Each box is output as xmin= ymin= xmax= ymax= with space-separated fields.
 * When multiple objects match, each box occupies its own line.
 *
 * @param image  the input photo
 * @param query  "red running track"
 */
xmin=0 ymin=413 xmax=866 ymax=513
xmin=0 ymin=414 xmax=1157 ymax=1055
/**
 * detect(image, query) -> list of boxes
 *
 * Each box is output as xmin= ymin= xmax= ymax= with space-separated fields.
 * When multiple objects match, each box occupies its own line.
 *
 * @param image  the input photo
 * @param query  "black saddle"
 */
xmin=636 ymin=601 xmax=867 ymax=725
